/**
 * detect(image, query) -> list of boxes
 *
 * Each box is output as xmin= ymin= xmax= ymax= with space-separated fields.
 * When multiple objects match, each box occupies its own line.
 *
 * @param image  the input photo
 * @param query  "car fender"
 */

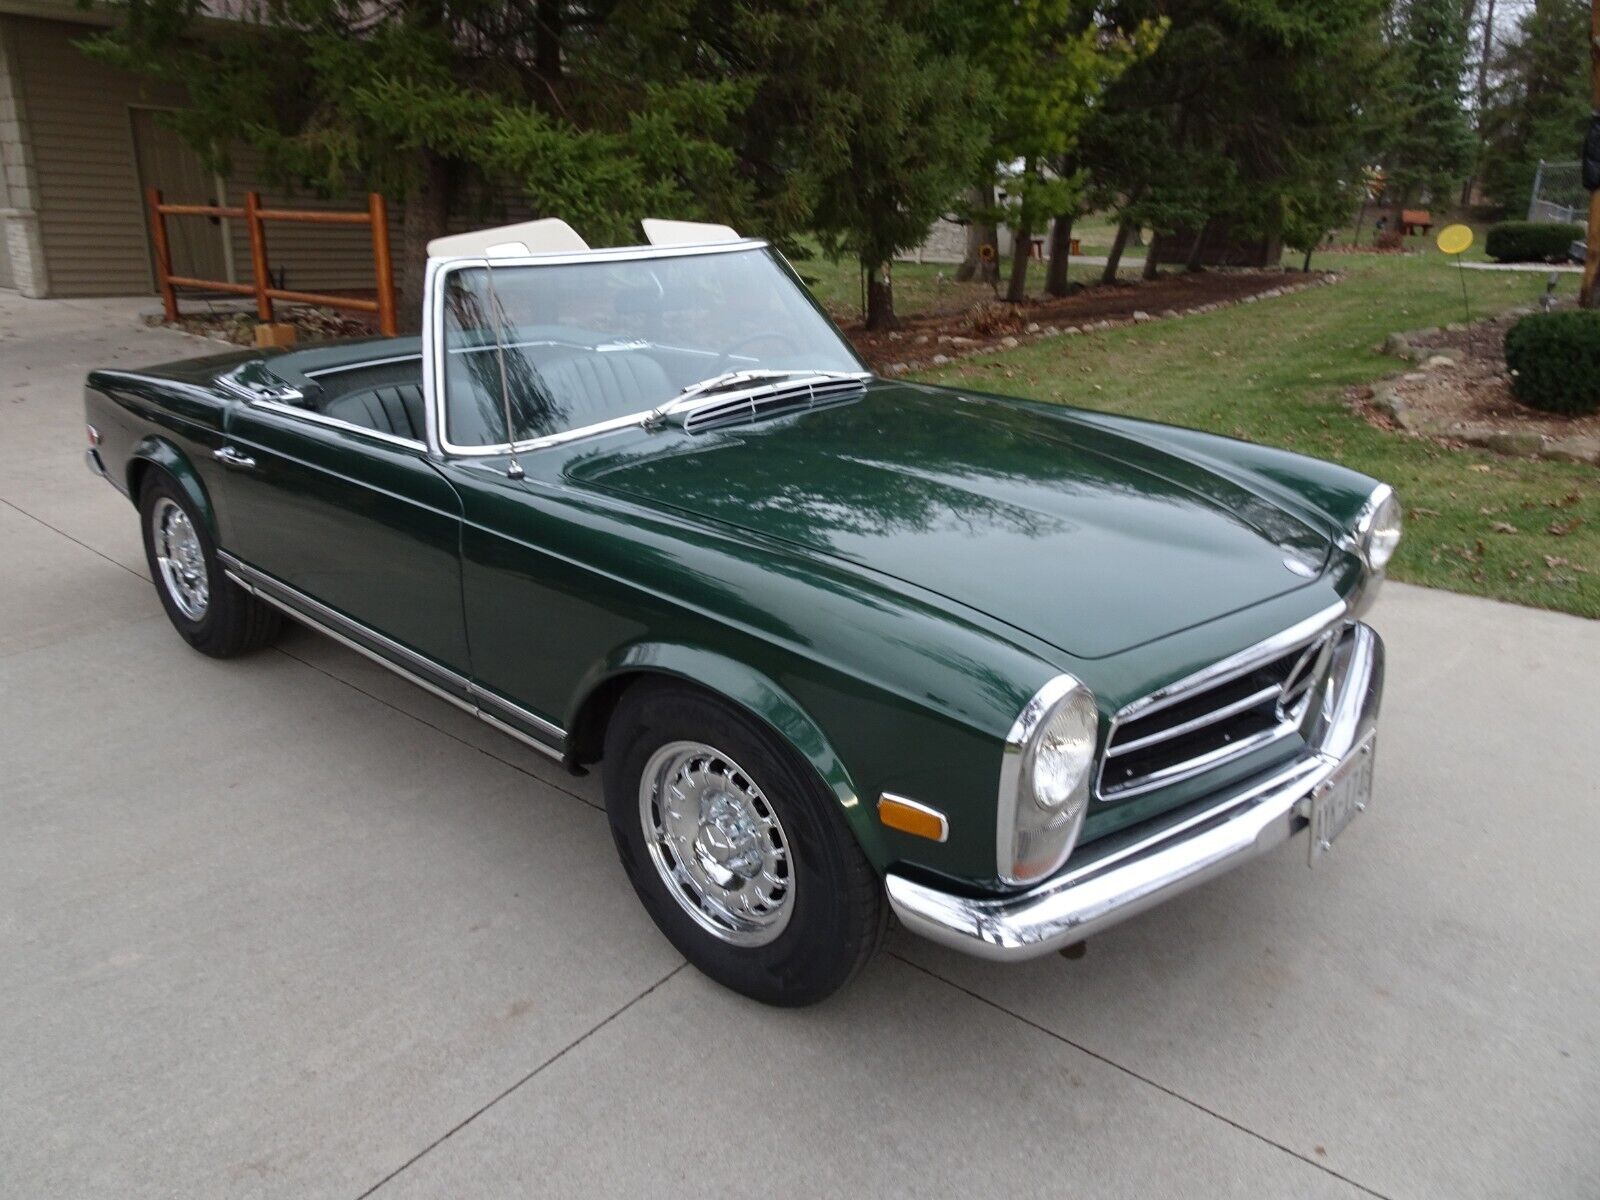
xmin=127 ymin=436 xmax=218 ymax=535
xmin=567 ymin=641 xmax=888 ymax=865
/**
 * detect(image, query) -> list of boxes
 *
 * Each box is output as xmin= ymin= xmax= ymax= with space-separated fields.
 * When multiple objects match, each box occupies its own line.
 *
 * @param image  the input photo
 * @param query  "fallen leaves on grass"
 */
xmin=1547 ymin=517 xmax=1585 ymax=537
xmin=1490 ymin=521 xmax=1519 ymax=534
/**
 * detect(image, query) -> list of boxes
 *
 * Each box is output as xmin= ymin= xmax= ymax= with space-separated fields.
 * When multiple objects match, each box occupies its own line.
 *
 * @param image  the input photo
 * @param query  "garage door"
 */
xmin=129 ymin=107 xmax=229 ymax=287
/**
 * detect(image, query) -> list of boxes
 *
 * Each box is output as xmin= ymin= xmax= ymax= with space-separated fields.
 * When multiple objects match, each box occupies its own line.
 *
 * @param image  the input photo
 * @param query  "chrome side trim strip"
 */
xmin=218 ymin=552 xmax=565 ymax=761
xmin=886 ymin=623 xmax=1384 ymax=962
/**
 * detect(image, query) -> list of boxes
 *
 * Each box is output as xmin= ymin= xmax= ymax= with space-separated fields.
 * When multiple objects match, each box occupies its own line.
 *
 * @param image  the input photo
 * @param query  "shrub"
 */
xmin=1503 ymin=311 xmax=1600 ymax=416
xmin=1484 ymin=221 xmax=1584 ymax=263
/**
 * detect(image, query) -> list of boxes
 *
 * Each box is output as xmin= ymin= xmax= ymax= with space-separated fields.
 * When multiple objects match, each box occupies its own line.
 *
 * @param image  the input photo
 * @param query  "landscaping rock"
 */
xmin=1382 ymin=332 xmax=1410 ymax=357
xmin=930 ymin=353 xmax=951 ymax=365
xmin=1025 ymin=322 xmax=1041 ymax=333
xmin=999 ymin=335 xmax=1020 ymax=349
xmin=1424 ymin=354 xmax=1457 ymax=369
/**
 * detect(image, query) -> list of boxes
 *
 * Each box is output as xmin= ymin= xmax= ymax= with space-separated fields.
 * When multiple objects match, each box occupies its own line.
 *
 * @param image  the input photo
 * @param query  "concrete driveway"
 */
xmin=2 ymin=292 xmax=1596 ymax=1199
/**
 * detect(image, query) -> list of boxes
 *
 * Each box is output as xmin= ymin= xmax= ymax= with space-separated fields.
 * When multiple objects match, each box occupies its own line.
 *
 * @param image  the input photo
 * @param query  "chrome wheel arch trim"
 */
xmin=217 ymin=551 xmax=566 ymax=760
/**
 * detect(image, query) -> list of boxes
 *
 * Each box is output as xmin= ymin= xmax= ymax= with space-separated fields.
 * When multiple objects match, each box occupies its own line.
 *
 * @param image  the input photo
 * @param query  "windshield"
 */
xmin=440 ymin=246 xmax=865 ymax=448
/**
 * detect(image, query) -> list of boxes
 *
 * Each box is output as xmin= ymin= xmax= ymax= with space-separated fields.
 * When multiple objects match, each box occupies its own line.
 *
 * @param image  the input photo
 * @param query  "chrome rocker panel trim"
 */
xmin=218 ymin=551 xmax=567 ymax=761
xmin=886 ymin=622 xmax=1384 ymax=962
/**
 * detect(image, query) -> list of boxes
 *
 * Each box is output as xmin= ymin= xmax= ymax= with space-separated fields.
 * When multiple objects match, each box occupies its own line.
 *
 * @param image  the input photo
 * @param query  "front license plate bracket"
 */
xmin=1306 ymin=735 xmax=1375 ymax=866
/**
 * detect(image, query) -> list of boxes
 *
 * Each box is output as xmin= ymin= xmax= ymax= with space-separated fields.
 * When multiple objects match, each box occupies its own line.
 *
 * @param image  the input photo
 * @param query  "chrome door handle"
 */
xmin=213 ymin=446 xmax=257 ymax=469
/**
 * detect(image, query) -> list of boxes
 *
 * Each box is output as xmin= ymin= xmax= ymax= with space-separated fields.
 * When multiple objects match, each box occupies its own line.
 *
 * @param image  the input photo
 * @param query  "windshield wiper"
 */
xmin=644 ymin=368 xmax=871 ymax=429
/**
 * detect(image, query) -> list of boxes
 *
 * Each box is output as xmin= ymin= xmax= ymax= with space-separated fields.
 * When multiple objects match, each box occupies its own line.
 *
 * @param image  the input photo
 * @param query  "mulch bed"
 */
xmin=1352 ymin=306 xmax=1600 ymax=466
xmin=843 ymin=269 xmax=1335 ymax=373
xmin=153 ymin=305 xmax=377 ymax=346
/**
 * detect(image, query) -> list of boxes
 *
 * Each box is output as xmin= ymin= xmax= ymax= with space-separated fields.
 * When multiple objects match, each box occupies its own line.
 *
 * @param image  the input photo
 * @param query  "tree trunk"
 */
xmin=864 ymin=260 xmax=897 ymax=331
xmin=1302 ymin=246 xmax=1315 ymax=273
xmin=398 ymin=148 xmax=450 ymax=332
xmin=1352 ymin=201 xmax=1367 ymax=247
xmin=1184 ymin=221 xmax=1209 ymax=273
xmin=1101 ymin=219 xmax=1134 ymax=284
xmin=1005 ymin=162 xmax=1037 ymax=304
xmin=535 ymin=0 xmax=563 ymax=86
xmin=1141 ymin=233 xmax=1160 ymax=280
xmin=1005 ymin=213 xmax=1033 ymax=303
xmin=1581 ymin=0 xmax=1599 ymax=309
xmin=1044 ymin=213 xmax=1075 ymax=296
xmin=1460 ymin=0 xmax=1496 ymax=206
xmin=955 ymin=184 xmax=999 ymax=284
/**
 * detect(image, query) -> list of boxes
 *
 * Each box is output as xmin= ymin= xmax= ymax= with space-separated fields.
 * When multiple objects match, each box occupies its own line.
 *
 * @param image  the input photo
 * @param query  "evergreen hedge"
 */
xmin=1503 ymin=311 xmax=1600 ymax=416
xmin=1484 ymin=221 xmax=1584 ymax=263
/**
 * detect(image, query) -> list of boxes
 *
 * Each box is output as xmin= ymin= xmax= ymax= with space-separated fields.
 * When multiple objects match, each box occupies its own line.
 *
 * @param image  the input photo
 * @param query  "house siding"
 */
xmin=7 ymin=13 xmax=404 ymax=299
xmin=9 ymin=14 xmax=181 ymax=295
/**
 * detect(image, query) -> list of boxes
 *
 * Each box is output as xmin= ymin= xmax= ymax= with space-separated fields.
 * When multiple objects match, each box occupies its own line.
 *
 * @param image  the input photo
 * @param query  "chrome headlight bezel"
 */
xmin=1352 ymin=482 xmax=1403 ymax=573
xmin=997 ymin=674 xmax=1099 ymax=886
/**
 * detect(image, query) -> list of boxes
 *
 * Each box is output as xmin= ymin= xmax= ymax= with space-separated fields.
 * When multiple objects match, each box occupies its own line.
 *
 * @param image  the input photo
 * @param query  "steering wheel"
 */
xmin=714 ymin=330 xmax=803 ymax=373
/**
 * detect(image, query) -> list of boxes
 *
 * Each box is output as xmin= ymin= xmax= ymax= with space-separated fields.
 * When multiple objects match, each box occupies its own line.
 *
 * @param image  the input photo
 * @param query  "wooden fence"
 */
xmin=145 ymin=189 xmax=398 ymax=337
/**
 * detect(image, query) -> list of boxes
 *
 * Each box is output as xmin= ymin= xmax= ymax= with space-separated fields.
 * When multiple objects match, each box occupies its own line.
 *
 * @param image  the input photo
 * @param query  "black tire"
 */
xmin=139 ymin=471 xmax=280 ymax=658
xmin=603 ymin=681 xmax=886 ymax=1006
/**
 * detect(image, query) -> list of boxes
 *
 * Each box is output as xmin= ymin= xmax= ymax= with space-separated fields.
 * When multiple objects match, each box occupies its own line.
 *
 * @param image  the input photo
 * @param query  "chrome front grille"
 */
xmin=1098 ymin=616 xmax=1344 ymax=801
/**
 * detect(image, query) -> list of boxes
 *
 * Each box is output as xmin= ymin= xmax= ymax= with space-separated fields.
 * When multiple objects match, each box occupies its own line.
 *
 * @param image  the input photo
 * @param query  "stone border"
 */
xmin=879 ymin=271 xmax=1342 ymax=375
xmin=1373 ymin=308 xmax=1599 ymax=467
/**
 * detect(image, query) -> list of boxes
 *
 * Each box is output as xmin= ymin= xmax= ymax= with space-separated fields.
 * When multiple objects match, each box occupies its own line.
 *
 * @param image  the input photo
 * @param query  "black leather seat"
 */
xmin=536 ymin=352 xmax=671 ymax=416
xmin=322 ymin=383 xmax=427 ymax=441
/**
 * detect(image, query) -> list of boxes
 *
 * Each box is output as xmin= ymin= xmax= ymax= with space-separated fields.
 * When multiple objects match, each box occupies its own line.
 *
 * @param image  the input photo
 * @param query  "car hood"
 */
xmin=567 ymin=382 xmax=1332 ymax=659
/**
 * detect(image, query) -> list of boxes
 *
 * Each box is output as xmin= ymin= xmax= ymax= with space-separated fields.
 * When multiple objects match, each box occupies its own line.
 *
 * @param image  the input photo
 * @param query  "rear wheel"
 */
xmin=603 ymin=681 xmax=885 ymax=1006
xmin=139 ymin=472 xmax=279 ymax=658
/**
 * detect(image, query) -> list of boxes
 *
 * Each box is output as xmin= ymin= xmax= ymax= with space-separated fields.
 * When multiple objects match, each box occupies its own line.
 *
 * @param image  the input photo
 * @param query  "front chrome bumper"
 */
xmin=885 ymin=622 xmax=1385 ymax=962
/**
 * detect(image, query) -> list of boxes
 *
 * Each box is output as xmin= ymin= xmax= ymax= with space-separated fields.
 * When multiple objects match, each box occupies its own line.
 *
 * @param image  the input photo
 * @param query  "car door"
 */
xmin=213 ymin=392 xmax=471 ymax=694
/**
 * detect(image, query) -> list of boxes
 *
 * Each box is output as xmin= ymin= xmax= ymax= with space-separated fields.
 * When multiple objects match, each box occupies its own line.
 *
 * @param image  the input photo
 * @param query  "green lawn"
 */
xmin=902 ymin=250 xmax=1598 ymax=618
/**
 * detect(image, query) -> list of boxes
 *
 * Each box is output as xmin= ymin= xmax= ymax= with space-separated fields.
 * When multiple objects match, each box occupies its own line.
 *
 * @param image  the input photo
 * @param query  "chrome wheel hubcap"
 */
xmin=152 ymin=497 xmax=208 ymax=621
xmin=639 ymin=741 xmax=794 ymax=946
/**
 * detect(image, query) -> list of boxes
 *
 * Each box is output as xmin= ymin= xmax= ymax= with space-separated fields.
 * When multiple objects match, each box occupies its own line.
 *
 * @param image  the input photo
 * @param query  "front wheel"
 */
xmin=138 ymin=472 xmax=280 ymax=658
xmin=603 ymin=682 xmax=885 ymax=1006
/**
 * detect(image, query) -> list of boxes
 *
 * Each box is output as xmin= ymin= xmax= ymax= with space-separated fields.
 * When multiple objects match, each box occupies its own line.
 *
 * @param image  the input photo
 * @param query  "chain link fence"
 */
xmin=1528 ymin=160 xmax=1585 ymax=224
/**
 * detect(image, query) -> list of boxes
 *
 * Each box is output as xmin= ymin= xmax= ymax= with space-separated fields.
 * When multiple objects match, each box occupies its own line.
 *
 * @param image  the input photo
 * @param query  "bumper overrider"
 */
xmin=885 ymin=621 xmax=1385 ymax=961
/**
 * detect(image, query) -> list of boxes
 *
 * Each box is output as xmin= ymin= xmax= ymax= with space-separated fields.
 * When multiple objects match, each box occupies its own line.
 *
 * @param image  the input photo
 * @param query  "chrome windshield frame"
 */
xmin=421 ymin=239 xmax=863 ymax=460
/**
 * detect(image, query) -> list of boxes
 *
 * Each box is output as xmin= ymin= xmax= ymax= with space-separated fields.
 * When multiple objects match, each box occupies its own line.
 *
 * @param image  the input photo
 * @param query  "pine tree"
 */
xmin=1479 ymin=0 xmax=1593 ymax=211
xmin=1382 ymin=0 xmax=1475 ymax=212
xmin=83 ymin=1 xmax=752 ymax=321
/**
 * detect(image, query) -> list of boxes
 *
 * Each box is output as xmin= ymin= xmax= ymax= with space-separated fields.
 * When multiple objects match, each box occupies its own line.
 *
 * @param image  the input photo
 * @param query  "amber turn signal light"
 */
xmin=877 ymin=794 xmax=949 ymax=843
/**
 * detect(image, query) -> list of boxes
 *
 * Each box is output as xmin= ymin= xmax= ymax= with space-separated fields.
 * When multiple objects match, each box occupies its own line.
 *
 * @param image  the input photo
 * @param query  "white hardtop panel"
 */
xmin=641 ymin=218 xmax=742 ymax=246
xmin=426 ymin=219 xmax=590 ymax=260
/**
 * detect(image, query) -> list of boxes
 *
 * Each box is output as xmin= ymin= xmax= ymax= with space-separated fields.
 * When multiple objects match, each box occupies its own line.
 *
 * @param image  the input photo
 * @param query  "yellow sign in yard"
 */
xmin=1435 ymin=224 xmax=1475 ymax=319
xmin=1435 ymin=223 xmax=1474 ymax=255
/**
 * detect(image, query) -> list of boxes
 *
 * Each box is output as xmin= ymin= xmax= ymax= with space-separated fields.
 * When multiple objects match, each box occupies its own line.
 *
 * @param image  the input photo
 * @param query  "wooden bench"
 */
xmin=1401 ymin=210 xmax=1433 ymax=236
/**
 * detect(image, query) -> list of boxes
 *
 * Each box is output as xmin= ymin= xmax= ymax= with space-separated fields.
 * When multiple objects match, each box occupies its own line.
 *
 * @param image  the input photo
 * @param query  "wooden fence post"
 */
xmin=146 ymin=188 xmax=178 ymax=323
xmin=369 ymin=192 xmax=398 ymax=336
xmin=244 ymin=191 xmax=274 ymax=323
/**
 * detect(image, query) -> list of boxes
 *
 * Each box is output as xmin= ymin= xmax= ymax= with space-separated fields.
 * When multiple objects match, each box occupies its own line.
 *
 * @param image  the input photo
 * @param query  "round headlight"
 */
xmin=998 ymin=676 xmax=1099 ymax=885
xmin=1030 ymin=686 xmax=1097 ymax=811
xmin=1358 ymin=485 xmax=1403 ymax=572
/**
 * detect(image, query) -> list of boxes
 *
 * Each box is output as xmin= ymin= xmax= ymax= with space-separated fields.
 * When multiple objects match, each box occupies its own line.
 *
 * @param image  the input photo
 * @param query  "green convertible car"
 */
xmin=84 ymin=218 xmax=1398 ymax=1005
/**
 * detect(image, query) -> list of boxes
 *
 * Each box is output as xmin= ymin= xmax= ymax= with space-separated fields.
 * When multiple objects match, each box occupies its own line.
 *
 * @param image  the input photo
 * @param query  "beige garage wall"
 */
xmin=9 ymin=15 xmax=182 ymax=295
xmin=8 ymin=14 xmax=407 ymax=299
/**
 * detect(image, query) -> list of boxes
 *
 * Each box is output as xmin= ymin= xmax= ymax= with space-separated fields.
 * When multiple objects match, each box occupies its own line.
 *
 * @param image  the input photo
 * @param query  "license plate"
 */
xmin=1307 ymin=736 xmax=1375 ymax=866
